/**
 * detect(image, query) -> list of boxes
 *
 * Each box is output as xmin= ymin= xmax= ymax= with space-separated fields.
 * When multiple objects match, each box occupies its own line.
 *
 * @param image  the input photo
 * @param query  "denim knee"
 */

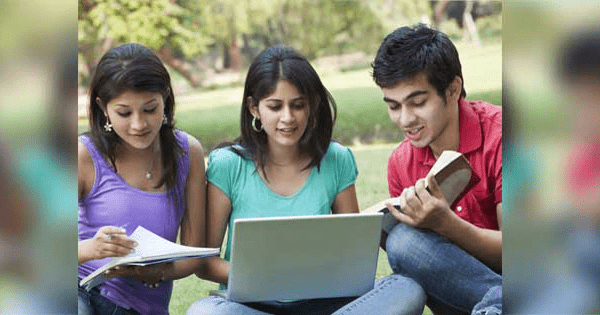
xmin=187 ymin=296 xmax=226 ymax=315
xmin=386 ymin=223 xmax=439 ymax=275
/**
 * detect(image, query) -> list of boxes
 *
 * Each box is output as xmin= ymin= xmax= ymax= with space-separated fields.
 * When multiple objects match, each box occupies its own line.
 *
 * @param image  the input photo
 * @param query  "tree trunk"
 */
xmin=228 ymin=38 xmax=243 ymax=72
xmin=156 ymin=46 xmax=202 ymax=88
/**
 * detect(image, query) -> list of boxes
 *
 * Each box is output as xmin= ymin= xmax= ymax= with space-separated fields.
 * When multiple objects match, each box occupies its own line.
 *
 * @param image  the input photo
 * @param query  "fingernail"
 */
xmin=132 ymin=241 xmax=138 ymax=247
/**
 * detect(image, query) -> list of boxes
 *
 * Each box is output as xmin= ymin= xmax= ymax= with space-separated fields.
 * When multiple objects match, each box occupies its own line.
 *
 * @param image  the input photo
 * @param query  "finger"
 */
xmin=386 ymin=202 xmax=415 ymax=225
xmin=106 ymin=234 xmax=137 ymax=249
xmin=398 ymin=190 xmax=415 ymax=218
xmin=98 ymin=225 xmax=127 ymax=237
xmin=426 ymin=174 xmax=444 ymax=198
xmin=102 ymin=243 xmax=134 ymax=257
xmin=415 ymin=178 xmax=431 ymax=201
xmin=404 ymin=186 xmax=422 ymax=209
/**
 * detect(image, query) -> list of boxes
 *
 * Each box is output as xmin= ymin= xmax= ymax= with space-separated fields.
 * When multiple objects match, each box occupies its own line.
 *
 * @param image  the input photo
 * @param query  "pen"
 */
xmin=106 ymin=223 xmax=128 ymax=239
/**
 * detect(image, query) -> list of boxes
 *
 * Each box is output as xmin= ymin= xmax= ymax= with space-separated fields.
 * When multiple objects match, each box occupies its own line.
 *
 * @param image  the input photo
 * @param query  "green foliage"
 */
xmin=78 ymin=0 xmax=212 ymax=58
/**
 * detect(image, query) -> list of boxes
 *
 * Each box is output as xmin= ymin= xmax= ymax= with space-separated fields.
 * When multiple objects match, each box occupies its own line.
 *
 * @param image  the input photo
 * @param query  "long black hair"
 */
xmin=87 ymin=43 xmax=181 ymax=192
xmin=225 ymin=45 xmax=337 ymax=176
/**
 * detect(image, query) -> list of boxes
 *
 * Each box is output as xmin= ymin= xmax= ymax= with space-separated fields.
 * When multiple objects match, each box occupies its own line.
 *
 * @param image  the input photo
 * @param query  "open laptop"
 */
xmin=212 ymin=212 xmax=384 ymax=303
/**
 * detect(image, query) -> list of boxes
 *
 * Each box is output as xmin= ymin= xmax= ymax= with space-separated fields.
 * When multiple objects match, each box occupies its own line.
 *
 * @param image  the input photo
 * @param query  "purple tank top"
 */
xmin=78 ymin=130 xmax=189 ymax=315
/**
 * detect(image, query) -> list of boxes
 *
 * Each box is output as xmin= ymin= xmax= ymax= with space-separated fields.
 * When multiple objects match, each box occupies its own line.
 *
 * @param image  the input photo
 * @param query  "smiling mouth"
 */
xmin=404 ymin=127 xmax=423 ymax=135
xmin=132 ymin=131 xmax=151 ymax=137
xmin=277 ymin=127 xmax=297 ymax=133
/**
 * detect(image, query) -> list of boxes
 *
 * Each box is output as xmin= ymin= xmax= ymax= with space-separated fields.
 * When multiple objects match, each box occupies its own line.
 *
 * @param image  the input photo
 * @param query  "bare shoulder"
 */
xmin=78 ymin=140 xmax=95 ymax=198
xmin=185 ymin=133 xmax=205 ymax=165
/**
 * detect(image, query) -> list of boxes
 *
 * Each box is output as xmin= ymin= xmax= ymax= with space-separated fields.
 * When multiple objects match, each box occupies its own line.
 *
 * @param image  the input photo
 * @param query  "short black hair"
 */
xmin=372 ymin=23 xmax=466 ymax=100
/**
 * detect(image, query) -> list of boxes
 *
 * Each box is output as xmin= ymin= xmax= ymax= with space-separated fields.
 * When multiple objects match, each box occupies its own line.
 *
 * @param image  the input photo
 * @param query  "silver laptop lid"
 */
xmin=227 ymin=212 xmax=383 ymax=303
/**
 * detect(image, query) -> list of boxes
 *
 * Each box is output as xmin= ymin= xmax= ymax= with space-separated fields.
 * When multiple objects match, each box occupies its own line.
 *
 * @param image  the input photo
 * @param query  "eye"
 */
xmin=387 ymin=103 xmax=400 ymax=111
xmin=117 ymin=112 xmax=131 ymax=117
xmin=144 ymin=106 xmax=157 ymax=113
xmin=292 ymin=102 xmax=307 ymax=110
xmin=267 ymin=104 xmax=281 ymax=111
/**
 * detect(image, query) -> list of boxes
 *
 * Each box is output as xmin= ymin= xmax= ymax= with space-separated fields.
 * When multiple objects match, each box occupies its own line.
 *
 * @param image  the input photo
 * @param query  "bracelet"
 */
xmin=142 ymin=269 xmax=167 ymax=289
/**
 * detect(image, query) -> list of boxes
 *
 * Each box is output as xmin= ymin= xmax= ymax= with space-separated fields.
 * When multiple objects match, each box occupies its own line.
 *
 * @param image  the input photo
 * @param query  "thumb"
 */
xmin=426 ymin=173 xmax=444 ymax=198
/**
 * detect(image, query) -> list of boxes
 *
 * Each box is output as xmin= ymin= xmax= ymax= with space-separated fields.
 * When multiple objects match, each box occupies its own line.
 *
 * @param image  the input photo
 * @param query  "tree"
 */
xmin=78 ymin=0 xmax=212 ymax=87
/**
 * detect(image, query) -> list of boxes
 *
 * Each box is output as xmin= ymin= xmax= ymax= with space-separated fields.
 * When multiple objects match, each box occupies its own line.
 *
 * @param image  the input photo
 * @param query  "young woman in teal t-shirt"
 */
xmin=189 ymin=45 xmax=426 ymax=315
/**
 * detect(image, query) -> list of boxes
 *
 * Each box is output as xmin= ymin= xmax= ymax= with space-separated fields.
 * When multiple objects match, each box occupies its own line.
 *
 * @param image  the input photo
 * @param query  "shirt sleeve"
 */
xmin=388 ymin=152 xmax=404 ymax=197
xmin=493 ymin=137 xmax=502 ymax=204
xmin=206 ymin=148 xmax=238 ymax=199
xmin=334 ymin=143 xmax=359 ymax=193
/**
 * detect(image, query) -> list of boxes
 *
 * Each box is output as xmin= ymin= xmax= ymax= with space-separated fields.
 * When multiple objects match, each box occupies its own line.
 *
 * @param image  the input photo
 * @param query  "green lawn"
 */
xmin=169 ymin=144 xmax=432 ymax=315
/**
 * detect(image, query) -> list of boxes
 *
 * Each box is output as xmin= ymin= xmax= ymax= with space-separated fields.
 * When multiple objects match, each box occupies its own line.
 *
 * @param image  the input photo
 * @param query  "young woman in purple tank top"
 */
xmin=78 ymin=43 xmax=207 ymax=315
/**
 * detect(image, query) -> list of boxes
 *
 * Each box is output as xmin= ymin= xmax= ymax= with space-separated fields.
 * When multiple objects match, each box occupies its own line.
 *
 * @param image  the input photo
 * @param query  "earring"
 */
xmin=163 ymin=114 xmax=168 ymax=125
xmin=103 ymin=116 xmax=113 ymax=132
xmin=251 ymin=116 xmax=263 ymax=132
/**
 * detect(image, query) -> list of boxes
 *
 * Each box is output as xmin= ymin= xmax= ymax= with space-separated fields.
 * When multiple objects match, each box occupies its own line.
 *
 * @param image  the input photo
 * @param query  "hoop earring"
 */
xmin=103 ymin=116 xmax=113 ymax=132
xmin=251 ymin=116 xmax=263 ymax=132
xmin=163 ymin=114 xmax=168 ymax=125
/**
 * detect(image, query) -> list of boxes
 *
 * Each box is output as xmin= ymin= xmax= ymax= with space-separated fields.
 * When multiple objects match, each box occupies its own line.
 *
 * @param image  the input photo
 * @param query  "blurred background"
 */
xmin=0 ymin=0 xmax=597 ymax=313
xmin=503 ymin=0 xmax=600 ymax=313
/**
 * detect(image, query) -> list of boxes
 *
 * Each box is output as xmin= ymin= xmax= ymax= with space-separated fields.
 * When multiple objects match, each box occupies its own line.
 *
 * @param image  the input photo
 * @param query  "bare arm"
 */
xmin=195 ymin=182 xmax=232 ymax=285
xmin=387 ymin=174 xmax=502 ymax=272
xmin=331 ymin=184 xmax=360 ymax=214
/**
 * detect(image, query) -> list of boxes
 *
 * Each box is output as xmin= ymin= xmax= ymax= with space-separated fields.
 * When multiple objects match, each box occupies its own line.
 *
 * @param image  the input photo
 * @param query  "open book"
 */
xmin=363 ymin=150 xmax=475 ymax=233
xmin=79 ymin=226 xmax=220 ymax=291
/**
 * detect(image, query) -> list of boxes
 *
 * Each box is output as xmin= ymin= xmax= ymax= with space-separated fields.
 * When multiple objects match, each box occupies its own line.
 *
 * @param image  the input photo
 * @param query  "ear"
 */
xmin=247 ymin=96 xmax=260 ymax=119
xmin=446 ymin=76 xmax=462 ymax=103
xmin=96 ymin=97 xmax=108 ymax=115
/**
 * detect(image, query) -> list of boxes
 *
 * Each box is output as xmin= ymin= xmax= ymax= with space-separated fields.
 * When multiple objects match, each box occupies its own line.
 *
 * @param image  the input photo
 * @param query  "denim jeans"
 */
xmin=386 ymin=223 xmax=502 ymax=315
xmin=187 ymin=274 xmax=426 ymax=315
xmin=78 ymin=279 xmax=140 ymax=315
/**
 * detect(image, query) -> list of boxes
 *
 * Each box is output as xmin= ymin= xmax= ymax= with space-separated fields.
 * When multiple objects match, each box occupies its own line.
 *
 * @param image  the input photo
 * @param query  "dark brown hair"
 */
xmin=86 ymin=43 xmax=181 ymax=192
xmin=223 ymin=45 xmax=337 ymax=176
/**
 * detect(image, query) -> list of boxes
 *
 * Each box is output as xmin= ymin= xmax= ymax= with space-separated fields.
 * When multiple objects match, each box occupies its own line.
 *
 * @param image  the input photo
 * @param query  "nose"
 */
xmin=131 ymin=112 xmax=147 ymax=130
xmin=398 ymin=107 xmax=417 ymax=128
xmin=281 ymin=105 xmax=294 ymax=123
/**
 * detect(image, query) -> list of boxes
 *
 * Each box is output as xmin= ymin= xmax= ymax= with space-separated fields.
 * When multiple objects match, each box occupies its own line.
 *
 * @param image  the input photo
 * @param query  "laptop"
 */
xmin=212 ymin=212 xmax=384 ymax=303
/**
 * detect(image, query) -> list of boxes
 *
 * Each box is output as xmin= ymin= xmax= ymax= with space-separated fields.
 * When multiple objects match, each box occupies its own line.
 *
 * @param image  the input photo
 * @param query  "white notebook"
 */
xmin=79 ymin=226 xmax=220 ymax=290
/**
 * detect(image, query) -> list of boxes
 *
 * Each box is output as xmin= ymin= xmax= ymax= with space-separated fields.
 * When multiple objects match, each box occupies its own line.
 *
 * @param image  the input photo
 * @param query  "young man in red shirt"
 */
xmin=372 ymin=24 xmax=502 ymax=315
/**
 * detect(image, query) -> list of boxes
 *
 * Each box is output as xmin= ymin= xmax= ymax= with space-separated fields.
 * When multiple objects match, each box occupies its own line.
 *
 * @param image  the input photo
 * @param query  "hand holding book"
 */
xmin=78 ymin=225 xmax=137 ymax=265
xmin=385 ymin=173 xmax=453 ymax=230
xmin=80 ymin=226 xmax=220 ymax=291
xmin=363 ymin=150 xmax=476 ymax=233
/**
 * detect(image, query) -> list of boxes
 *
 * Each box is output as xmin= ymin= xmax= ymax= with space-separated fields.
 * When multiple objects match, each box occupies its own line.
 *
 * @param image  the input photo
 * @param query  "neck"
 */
xmin=267 ymin=144 xmax=303 ymax=167
xmin=116 ymin=138 xmax=161 ymax=162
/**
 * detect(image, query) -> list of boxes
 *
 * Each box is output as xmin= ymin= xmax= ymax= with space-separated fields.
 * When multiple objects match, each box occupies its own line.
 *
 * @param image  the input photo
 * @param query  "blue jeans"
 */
xmin=187 ymin=275 xmax=426 ymax=315
xmin=386 ymin=223 xmax=502 ymax=315
xmin=78 ymin=279 xmax=139 ymax=315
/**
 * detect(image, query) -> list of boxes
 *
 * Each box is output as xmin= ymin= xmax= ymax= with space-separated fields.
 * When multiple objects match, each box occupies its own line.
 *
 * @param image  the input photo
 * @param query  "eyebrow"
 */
xmin=264 ymin=95 xmax=307 ymax=103
xmin=115 ymin=99 xmax=159 ymax=108
xmin=383 ymin=90 xmax=427 ymax=104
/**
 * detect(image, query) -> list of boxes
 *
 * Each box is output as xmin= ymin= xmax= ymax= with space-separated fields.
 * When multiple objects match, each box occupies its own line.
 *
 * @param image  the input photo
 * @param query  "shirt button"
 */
xmin=457 ymin=206 xmax=463 ymax=212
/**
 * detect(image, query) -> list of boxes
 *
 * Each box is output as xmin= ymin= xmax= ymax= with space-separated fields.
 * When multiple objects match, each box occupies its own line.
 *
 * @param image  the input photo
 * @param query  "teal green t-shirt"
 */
xmin=206 ymin=141 xmax=359 ymax=286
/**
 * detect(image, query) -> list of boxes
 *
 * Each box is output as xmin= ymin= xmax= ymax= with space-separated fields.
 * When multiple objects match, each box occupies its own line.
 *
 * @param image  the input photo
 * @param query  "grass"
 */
xmin=169 ymin=144 xmax=433 ymax=315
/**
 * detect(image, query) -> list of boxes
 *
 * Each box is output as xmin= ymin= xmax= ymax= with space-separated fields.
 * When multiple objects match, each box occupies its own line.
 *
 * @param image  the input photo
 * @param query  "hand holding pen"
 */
xmin=78 ymin=224 xmax=138 ymax=264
